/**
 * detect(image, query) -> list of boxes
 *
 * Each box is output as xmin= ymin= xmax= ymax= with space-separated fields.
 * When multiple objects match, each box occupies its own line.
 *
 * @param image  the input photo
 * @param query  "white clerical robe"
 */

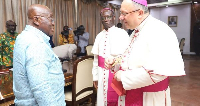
xmin=120 ymin=15 xmax=185 ymax=106
xmin=92 ymin=26 xmax=129 ymax=106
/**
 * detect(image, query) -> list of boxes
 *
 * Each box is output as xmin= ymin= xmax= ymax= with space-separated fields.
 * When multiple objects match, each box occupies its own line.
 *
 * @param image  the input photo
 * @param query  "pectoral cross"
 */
xmin=112 ymin=56 xmax=122 ymax=67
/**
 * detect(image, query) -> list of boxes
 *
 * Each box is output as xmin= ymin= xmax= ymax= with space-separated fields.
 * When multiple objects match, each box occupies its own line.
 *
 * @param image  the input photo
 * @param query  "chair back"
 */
xmin=74 ymin=56 xmax=93 ymax=94
xmin=65 ymin=56 xmax=96 ymax=106
xmin=179 ymin=38 xmax=185 ymax=55
xmin=86 ymin=45 xmax=93 ymax=56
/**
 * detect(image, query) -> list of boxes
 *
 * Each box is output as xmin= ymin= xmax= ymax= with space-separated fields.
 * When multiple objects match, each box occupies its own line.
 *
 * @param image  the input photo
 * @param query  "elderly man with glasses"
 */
xmin=13 ymin=4 xmax=65 ymax=105
xmin=105 ymin=0 xmax=185 ymax=106
xmin=91 ymin=8 xmax=129 ymax=106
xmin=0 ymin=20 xmax=18 ymax=68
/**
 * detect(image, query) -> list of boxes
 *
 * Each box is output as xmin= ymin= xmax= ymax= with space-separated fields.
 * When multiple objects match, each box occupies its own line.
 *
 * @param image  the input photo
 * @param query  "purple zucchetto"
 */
xmin=132 ymin=0 xmax=147 ymax=7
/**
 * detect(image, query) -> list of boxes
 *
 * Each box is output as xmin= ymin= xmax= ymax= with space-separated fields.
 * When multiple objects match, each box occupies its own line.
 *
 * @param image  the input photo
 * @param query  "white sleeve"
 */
xmin=91 ymin=33 xmax=101 ymax=55
xmin=121 ymin=67 xmax=167 ymax=90
xmin=143 ymin=27 xmax=185 ymax=76
xmin=92 ymin=55 xmax=99 ymax=81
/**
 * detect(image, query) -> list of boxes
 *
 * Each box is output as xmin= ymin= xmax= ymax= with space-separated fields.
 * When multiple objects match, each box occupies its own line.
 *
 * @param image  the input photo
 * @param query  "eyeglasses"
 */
xmin=101 ymin=16 xmax=113 ymax=21
xmin=120 ymin=9 xmax=140 ymax=17
xmin=35 ymin=15 xmax=54 ymax=23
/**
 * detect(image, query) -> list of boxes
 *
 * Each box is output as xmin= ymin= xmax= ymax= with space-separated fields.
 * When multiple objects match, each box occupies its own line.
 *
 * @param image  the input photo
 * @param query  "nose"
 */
xmin=119 ymin=15 xmax=124 ymax=20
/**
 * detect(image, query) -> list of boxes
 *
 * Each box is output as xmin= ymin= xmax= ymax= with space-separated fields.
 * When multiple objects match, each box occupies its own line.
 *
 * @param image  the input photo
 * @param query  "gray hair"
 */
xmin=132 ymin=1 xmax=149 ymax=14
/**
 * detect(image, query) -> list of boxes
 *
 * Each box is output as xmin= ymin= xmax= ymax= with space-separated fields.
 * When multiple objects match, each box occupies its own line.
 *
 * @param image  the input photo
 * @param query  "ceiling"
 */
xmin=104 ymin=0 xmax=194 ymax=8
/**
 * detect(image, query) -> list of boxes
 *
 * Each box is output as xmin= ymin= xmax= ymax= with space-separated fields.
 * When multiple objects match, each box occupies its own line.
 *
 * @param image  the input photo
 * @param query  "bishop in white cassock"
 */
xmin=105 ymin=0 xmax=185 ymax=106
xmin=92 ymin=8 xmax=129 ymax=106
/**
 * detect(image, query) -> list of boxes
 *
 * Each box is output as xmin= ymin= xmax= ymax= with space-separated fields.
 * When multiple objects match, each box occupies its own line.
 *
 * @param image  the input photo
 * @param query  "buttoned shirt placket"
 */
xmin=103 ymin=31 xmax=109 ymax=106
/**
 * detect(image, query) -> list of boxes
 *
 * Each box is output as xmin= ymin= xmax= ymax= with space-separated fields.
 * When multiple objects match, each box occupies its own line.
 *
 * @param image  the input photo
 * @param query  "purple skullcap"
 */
xmin=100 ymin=8 xmax=114 ymax=15
xmin=132 ymin=0 xmax=147 ymax=7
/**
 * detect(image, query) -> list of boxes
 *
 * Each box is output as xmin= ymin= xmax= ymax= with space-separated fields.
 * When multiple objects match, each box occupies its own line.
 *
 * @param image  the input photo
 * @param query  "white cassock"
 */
xmin=119 ymin=15 xmax=185 ymax=106
xmin=92 ymin=26 xmax=129 ymax=106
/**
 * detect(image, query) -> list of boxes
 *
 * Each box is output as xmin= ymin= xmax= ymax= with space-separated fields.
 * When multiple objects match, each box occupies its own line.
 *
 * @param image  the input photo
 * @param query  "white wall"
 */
xmin=150 ymin=4 xmax=192 ymax=54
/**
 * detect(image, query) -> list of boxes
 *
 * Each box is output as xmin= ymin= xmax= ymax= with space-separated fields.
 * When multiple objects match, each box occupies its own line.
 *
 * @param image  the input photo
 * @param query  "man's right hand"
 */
xmin=105 ymin=57 xmax=115 ymax=70
xmin=93 ymin=81 xmax=98 ymax=89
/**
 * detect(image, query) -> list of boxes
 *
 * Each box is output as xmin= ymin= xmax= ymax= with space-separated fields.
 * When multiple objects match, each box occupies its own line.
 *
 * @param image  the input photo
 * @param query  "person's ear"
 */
xmin=113 ymin=16 xmax=115 ymax=20
xmin=138 ymin=10 xmax=144 ymax=19
xmin=33 ymin=16 xmax=40 ymax=26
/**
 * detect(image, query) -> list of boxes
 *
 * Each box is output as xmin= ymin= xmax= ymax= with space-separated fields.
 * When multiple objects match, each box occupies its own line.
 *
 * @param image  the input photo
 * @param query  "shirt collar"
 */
xmin=5 ymin=31 xmax=18 ymax=36
xmin=25 ymin=25 xmax=50 ymax=45
xmin=103 ymin=25 xmax=115 ymax=32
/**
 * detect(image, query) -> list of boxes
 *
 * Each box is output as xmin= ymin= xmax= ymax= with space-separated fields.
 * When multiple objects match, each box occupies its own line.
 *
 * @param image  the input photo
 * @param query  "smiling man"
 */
xmin=91 ymin=8 xmax=129 ymax=106
xmin=13 ymin=4 xmax=65 ymax=106
xmin=0 ymin=20 xmax=18 ymax=67
xmin=105 ymin=0 xmax=185 ymax=106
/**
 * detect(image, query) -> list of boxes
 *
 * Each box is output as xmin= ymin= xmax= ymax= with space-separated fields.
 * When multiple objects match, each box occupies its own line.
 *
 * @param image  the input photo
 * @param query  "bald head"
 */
xmin=27 ymin=4 xmax=54 ymax=36
xmin=28 ymin=4 xmax=51 ymax=19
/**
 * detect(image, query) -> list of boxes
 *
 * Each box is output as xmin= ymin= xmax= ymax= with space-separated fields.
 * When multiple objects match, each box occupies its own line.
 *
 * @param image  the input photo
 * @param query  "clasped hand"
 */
xmin=104 ymin=57 xmax=115 ymax=70
xmin=105 ymin=57 xmax=122 ymax=81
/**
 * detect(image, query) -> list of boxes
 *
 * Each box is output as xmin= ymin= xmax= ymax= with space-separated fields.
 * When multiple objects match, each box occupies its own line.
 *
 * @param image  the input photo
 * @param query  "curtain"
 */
xmin=0 ymin=0 xmax=75 ymax=46
xmin=77 ymin=1 xmax=121 ymax=44
xmin=77 ymin=0 xmax=103 ymax=44
xmin=0 ymin=0 xmax=121 ymax=45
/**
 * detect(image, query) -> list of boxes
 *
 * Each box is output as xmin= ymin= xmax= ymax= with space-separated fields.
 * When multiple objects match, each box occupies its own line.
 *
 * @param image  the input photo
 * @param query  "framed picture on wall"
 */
xmin=168 ymin=16 xmax=178 ymax=27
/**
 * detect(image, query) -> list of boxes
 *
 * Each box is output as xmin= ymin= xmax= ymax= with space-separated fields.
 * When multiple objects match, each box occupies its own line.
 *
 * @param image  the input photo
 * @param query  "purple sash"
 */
xmin=98 ymin=56 xmax=118 ymax=106
xmin=98 ymin=55 xmax=169 ymax=106
xmin=125 ymin=77 xmax=169 ymax=106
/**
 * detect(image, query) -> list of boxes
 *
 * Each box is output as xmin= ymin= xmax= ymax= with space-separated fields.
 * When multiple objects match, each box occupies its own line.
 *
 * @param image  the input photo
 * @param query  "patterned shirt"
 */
xmin=59 ymin=34 xmax=74 ymax=45
xmin=13 ymin=25 xmax=65 ymax=106
xmin=0 ymin=31 xmax=18 ymax=67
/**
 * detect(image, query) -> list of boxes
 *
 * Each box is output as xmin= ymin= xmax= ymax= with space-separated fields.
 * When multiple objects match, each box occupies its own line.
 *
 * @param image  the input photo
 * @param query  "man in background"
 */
xmin=59 ymin=25 xmax=74 ymax=45
xmin=92 ymin=8 xmax=129 ymax=106
xmin=13 ymin=4 xmax=65 ymax=105
xmin=74 ymin=25 xmax=89 ymax=56
xmin=0 ymin=20 xmax=18 ymax=68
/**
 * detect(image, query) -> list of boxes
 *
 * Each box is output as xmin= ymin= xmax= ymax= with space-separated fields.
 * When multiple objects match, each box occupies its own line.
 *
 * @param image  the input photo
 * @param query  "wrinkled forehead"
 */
xmin=34 ymin=6 xmax=53 ymax=16
xmin=120 ymin=0 xmax=135 ymax=12
xmin=101 ymin=10 xmax=113 ymax=16
xmin=39 ymin=10 xmax=53 ymax=17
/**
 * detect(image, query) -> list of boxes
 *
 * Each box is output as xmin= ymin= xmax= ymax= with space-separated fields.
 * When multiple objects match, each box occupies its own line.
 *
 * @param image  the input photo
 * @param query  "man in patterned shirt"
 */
xmin=0 ymin=20 xmax=18 ymax=67
xmin=13 ymin=4 xmax=65 ymax=105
